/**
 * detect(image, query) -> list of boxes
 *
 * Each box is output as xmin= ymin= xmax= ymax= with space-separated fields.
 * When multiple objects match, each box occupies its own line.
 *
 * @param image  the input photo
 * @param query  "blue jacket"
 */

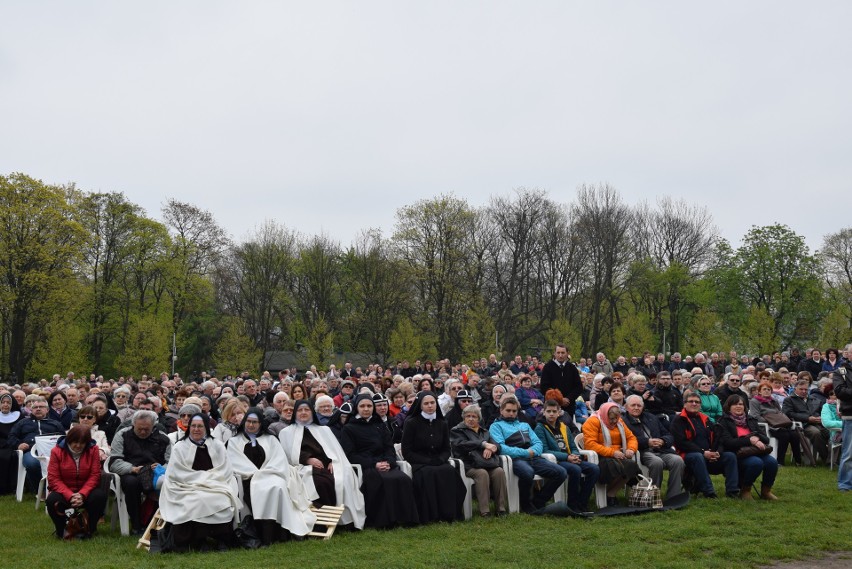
xmin=533 ymin=419 xmax=580 ymax=461
xmin=489 ymin=417 xmax=543 ymax=459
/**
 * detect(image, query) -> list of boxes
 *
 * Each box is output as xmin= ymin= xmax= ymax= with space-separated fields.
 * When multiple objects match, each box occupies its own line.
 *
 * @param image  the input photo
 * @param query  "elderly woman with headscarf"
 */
xmin=581 ymin=402 xmax=641 ymax=506
xmin=401 ymin=391 xmax=466 ymax=523
xmin=228 ymin=407 xmax=316 ymax=544
xmin=158 ymin=413 xmax=240 ymax=551
xmin=0 ymin=392 xmax=22 ymax=494
xmin=341 ymin=394 xmax=419 ymax=528
xmin=280 ymin=400 xmax=366 ymax=529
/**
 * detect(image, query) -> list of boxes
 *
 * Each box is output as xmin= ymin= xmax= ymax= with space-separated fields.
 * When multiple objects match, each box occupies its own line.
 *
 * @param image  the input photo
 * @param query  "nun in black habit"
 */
xmin=341 ymin=394 xmax=418 ymax=529
xmin=401 ymin=390 xmax=466 ymax=523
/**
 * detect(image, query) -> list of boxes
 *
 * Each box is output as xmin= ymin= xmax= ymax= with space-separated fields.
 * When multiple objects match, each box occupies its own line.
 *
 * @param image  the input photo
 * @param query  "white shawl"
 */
xmin=279 ymin=423 xmax=366 ymax=529
xmin=227 ymin=432 xmax=317 ymax=536
xmin=159 ymin=437 xmax=241 ymax=525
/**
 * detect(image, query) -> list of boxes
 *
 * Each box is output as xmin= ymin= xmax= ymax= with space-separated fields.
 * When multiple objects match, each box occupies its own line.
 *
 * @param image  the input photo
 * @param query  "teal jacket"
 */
xmin=533 ymin=420 xmax=580 ymax=461
xmin=699 ymin=391 xmax=723 ymax=423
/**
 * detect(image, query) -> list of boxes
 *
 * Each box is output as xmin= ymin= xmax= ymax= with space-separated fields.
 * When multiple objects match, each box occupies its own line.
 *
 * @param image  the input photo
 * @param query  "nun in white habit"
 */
xmin=159 ymin=413 xmax=240 ymax=551
xmin=280 ymin=399 xmax=366 ymax=529
xmin=227 ymin=407 xmax=317 ymax=543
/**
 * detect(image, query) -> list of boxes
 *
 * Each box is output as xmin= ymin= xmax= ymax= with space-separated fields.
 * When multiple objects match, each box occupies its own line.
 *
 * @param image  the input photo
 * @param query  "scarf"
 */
xmin=729 ymin=412 xmax=748 ymax=428
xmin=754 ymin=394 xmax=772 ymax=405
xmin=598 ymin=402 xmax=628 ymax=452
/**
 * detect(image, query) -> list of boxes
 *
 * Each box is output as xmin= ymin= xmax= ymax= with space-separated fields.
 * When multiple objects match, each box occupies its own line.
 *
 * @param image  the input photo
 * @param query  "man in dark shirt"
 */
xmin=540 ymin=343 xmax=582 ymax=417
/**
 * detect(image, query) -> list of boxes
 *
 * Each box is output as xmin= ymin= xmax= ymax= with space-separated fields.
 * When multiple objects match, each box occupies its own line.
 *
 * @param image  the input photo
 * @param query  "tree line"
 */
xmin=1 ymin=172 xmax=849 ymax=381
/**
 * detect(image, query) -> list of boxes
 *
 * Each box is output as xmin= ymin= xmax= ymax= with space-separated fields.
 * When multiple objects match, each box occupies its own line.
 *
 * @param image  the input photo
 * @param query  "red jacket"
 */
xmin=47 ymin=439 xmax=102 ymax=500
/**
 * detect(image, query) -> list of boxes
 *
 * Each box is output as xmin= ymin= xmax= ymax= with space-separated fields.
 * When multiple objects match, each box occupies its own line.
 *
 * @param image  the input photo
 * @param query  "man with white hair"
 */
xmin=110 ymin=410 xmax=172 ymax=534
xmin=590 ymin=352 xmax=613 ymax=376
xmin=624 ymin=395 xmax=684 ymax=499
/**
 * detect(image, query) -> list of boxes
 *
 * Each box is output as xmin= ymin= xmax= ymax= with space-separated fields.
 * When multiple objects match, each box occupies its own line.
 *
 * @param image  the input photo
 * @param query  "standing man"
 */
xmin=832 ymin=345 xmax=852 ymax=491
xmin=540 ymin=343 xmax=583 ymax=417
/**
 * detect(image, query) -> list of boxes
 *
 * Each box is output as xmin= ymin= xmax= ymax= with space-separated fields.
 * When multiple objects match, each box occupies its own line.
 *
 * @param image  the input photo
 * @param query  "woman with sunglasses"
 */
xmin=695 ymin=376 xmax=722 ymax=424
xmin=75 ymin=405 xmax=110 ymax=462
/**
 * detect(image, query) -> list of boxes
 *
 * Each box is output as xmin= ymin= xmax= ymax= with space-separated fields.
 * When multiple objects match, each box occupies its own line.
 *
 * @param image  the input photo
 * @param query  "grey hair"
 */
xmin=625 ymin=394 xmax=644 ymax=407
xmin=314 ymin=394 xmax=334 ymax=412
xmin=462 ymin=403 xmax=482 ymax=421
xmin=131 ymin=410 xmax=158 ymax=425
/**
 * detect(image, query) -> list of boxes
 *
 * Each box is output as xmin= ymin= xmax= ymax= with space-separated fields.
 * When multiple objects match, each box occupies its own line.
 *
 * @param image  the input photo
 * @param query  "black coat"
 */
xmin=623 ymin=411 xmax=675 ymax=454
xmin=540 ymin=360 xmax=582 ymax=414
xmin=341 ymin=416 xmax=397 ymax=468
xmin=401 ymin=413 xmax=451 ymax=467
xmin=716 ymin=415 xmax=769 ymax=453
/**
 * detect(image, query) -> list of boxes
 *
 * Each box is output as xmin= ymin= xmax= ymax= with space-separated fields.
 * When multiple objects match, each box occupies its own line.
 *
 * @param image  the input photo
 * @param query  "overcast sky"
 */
xmin=2 ymin=2 xmax=850 ymax=250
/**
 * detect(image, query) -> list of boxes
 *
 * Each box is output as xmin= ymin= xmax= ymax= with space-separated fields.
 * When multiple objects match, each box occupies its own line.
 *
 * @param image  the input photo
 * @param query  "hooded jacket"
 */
xmin=47 ymin=437 xmax=101 ymax=500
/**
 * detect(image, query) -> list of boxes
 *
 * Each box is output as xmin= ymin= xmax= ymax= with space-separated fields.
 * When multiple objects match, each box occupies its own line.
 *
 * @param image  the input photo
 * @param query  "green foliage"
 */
xmin=682 ymin=308 xmax=732 ymax=356
xmin=734 ymin=224 xmax=824 ymax=347
xmin=613 ymin=310 xmax=655 ymax=358
xmin=388 ymin=319 xmax=424 ymax=363
xmin=0 ymin=173 xmax=87 ymax=378
xmin=305 ymin=314 xmax=335 ymax=368
xmin=28 ymin=312 xmax=91 ymax=380
xmin=212 ymin=316 xmax=262 ymax=377
xmin=460 ymin=294 xmax=498 ymax=362
xmin=818 ymin=304 xmax=851 ymax=350
xmin=113 ymin=312 xmax=172 ymax=377
xmin=543 ymin=318 xmax=581 ymax=360
xmin=739 ymin=305 xmax=779 ymax=355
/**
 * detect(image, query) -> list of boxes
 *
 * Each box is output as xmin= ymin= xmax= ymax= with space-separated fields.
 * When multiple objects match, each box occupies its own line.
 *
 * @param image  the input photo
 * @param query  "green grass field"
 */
xmin=2 ymin=466 xmax=850 ymax=569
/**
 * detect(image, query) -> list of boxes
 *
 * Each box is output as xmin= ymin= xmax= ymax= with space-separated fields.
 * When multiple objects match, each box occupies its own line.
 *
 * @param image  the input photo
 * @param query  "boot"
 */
xmin=739 ymin=487 xmax=753 ymax=500
xmin=760 ymin=485 xmax=778 ymax=501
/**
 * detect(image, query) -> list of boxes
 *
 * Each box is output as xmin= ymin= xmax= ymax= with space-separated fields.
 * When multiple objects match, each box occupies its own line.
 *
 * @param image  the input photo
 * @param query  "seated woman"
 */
xmin=168 ymin=404 xmax=200 ymax=445
xmin=535 ymin=399 xmax=600 ymax=513
xmin=212 ymin=398 xmax=247 ymax=445
xmin=450 ymin=403 xmax=508 ymax=516
xmin=46 ymin=425 xmax=107 ymax=539
xmin=515 ymin=375 xmax=544 ymax=419
xmin=48 ymin=391 xmax=74 ymax=430
xmin=279 ymin=400 xmax=365 ymax=529
xmin=696 ymin=377 xmax=722 ymax=424
xmin=402 ymin=391 xmax=466 ymax=523
xmin=0 ymin=392 xmax=22 ymax=494
xmin=717 ymin=394 xmax=778 ymax=500
xmin=481 ymin=384 xmax=508 ymax=428
xmin=341 ymin=394 xmax=419 ymax=528
xmin=75 ymin=405 xmax=110 ymax=463
xmin=749 ymin=381 xmax=802 ymax=466
xmin=228 ymin=407 xmax=316 ymax=544
xmin=607 ymin=382 xmax=627 ymax=413
xmin=159 ymin=413 xmax=239 ymax=551
xmin=581 ymin=402 xmax=640 ymax=507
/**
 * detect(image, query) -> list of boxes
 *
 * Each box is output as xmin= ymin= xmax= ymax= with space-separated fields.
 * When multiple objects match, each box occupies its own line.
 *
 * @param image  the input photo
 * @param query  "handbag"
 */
xmin=61 ymin=507 xmax=90 ymax=540
xmin=737 ymin=444 xmax=773 ymax=458
xmin=628 ymin=474 xmax=663 ymax=509
xmin=762 ymin=411 xmax=792 ymax=429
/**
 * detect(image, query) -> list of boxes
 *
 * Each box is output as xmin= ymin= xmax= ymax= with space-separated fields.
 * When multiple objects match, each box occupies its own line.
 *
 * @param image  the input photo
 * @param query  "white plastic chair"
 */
xmin=829 ymin=428 xmax=842 ymax=470
xmin=574 ymin=433 xmax=608 ymax=509
xmin=757 ymin=423 xmax=780 ymax=460
xmin=31 ymin=434 xmax=61 ymax=510
xmin=449 ymin=458 xmax=474 ymax=520
xmin=14 ymin=450 xmax=26 ymax=502
xmin=104 ymin=461 xmax=131 ymax=535
xmin=502 ymin=453 xmax=558 ymax=513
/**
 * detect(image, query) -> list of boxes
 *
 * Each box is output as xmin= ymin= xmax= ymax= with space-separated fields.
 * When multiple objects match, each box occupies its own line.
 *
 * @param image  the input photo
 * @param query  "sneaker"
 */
xmin=703 ymin=492 xmax=718 ymax=499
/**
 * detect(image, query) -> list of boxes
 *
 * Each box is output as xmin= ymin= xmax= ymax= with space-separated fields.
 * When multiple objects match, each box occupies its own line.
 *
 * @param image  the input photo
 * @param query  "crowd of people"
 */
xmin=1 ymin=342 xmax=850 ymax=549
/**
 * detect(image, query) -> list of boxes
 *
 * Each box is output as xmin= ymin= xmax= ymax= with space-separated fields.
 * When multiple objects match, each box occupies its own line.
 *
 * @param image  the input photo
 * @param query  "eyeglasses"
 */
xmin=78 ymin=415 xmax=95 ymax=420
xmin=686 ymin=400 xmax=701 ymax=405
xmin=450 ymin=387 xmax=461 ymax=392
